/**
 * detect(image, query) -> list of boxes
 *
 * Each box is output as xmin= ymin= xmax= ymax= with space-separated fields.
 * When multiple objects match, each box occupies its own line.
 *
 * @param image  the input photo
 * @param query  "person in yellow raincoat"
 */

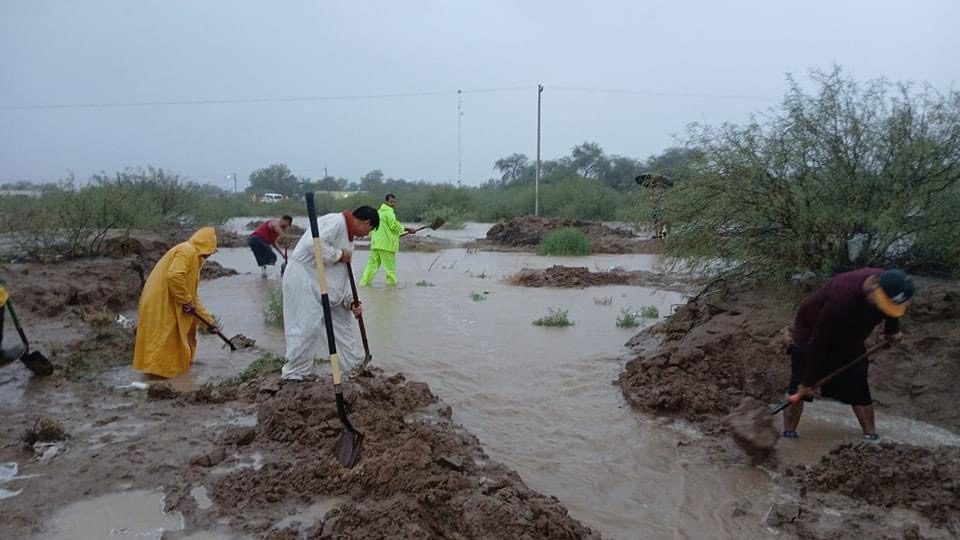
xmin=1 ymin=280 xmax=26 ymax=363
xmin=133 ymin=227 xmax=218 ymax=378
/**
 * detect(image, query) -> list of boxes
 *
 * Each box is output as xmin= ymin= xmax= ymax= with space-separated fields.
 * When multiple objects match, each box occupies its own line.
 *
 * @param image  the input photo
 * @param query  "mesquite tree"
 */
xmin=665 ymin=67 xmax=960 ymax=286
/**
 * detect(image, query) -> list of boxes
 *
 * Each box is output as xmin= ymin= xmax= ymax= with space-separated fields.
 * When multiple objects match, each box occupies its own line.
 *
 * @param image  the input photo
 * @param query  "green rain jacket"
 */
xmin=370 ymin=203 xmax=404 ymax=252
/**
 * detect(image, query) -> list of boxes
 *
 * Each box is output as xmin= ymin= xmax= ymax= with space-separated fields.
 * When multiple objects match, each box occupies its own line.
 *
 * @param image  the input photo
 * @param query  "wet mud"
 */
xmin=2 ymin=231 xmax=238 ymax=320
xmin=620 ymin=281 xmax=960 ymax=432
xmin=484 ymin=216 xmax=661 ymax=254
xmin=509 ymin=264 xmax=693 ymax=292
xmin=724 ymin=396 xmax=778 ymax=464
xmin=770 ymin=442 xmax=960 ymax=539
xmin=168 ymin=373 xmax=599 ymax=539
xmin=619 ymin=280 xmax=960 ymax=537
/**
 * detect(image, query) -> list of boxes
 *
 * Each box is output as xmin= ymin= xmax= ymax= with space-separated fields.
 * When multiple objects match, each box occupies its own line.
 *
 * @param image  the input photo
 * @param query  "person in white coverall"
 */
xmin=281 ymin=207 xmax=379 ymax=381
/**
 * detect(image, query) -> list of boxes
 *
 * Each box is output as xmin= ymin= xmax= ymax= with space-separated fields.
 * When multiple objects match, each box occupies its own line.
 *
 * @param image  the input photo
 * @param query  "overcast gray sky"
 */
xmin=1 ymin=0 xmax=957 ymax=189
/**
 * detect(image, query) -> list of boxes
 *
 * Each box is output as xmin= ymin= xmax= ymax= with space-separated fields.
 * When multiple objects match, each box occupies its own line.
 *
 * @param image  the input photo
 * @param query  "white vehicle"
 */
xmin=261 ymin=192 xmax=284 ymax=203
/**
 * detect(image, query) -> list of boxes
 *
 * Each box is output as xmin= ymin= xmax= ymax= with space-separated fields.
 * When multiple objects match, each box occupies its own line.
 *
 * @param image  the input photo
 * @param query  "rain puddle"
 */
xmin=38 ymin=489 xmax=184 ymax=539
xmin=191 ymin=485 xmax=214 ymax=510
xmin=273 ymin=497 xmax=349 ymax=534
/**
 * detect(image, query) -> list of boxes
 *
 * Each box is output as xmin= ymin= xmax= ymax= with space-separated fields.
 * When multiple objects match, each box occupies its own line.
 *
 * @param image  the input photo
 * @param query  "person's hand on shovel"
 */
xmin=350 ymin=301 xmax=363 ymax=320
xmin=338 ymin=248 xmax=353 ymax=264
xmin=183 ymin=302 xmax=196 ymax=313
xmin=795 ymin=384 xmax=816 ymax=400
xmin=404 ymin=226 xmax=418 ymax=235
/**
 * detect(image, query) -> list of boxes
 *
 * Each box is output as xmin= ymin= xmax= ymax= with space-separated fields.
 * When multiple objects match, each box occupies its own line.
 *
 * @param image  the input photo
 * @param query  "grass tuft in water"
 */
xmin=537 ymin=228 xmax=591 ymax=256
xmin=532 ymin=308 xmax=574 ymax=327
xmin=616 ymin=308 xmax=642 ymax=328
xmin=639 ymin=305 xmax=660 ymax=319
xmin=219 ymin=353 xmax=286 ymax=387
xmin=263 ymin=283 xmax=283 ymax=326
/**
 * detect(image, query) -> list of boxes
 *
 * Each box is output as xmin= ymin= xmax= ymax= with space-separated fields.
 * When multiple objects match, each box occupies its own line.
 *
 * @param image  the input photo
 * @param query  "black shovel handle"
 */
xmin=5 ymin=299 xmax=32 ymax=354
xmin=771 ymin=341 xmax=888 ymax=415
xmin=190 ymin=311 xmax=236 ymax=351
xmin=344 ymin=261 xmax=371 ymax=361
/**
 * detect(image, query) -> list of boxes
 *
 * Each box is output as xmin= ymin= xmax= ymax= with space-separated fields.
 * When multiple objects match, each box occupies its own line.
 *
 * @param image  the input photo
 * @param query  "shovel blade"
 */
xmin=334 ymin=429 xmax=364 ymax=468
xmin=20 ymin=351 xmax=54 ymax=377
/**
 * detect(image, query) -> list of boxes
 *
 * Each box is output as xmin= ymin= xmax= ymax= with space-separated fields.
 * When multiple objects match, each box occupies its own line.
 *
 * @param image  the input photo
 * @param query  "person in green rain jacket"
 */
xmin=359 ymin=193 xmax=417 ymax=287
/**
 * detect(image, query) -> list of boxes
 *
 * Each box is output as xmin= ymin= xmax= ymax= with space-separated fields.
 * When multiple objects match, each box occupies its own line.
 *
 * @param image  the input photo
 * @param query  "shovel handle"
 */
xmin=190 ymin=311 xmax=236 ymax=351
xmin=344 ymin=262 xmax=371 ymax=361
xmin=4 ymin=299 xmax=31 ymax=354
xmin=771 ymin=341 xmax=888 ymax=415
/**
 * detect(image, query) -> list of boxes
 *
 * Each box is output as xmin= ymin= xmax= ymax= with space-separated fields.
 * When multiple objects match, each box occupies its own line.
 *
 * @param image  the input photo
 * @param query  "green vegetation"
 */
xmin=532 ymin=308 xmax=574 ymax=327
xmin=664 ymin=68 xmax=960 ymax=285
xmin=537 ymin=228 xmax=591 ymax=256
xmin=219 ymin=353 xmax=286 ymax=387
xmin=639 ymin=306 xmax=660 ymax=319
xmin=262 ymin=284 xmax=283 ymax=326
xmin=469 ymin=291 xmax=487 ymax=301
xmin=416 ymin=280 xmax=434 ymax=287
xmin=593 ymin=296 xmax=613 ymax=305
xmin=616 ymin=309 xmax=641 ymax=328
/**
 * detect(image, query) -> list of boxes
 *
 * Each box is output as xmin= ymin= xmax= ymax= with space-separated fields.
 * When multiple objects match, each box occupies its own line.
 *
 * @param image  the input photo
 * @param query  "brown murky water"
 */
xmin=11 ymin=221 xmax=958 ymax=539
xmin=187 ymin=239 xmax=783 ymax=539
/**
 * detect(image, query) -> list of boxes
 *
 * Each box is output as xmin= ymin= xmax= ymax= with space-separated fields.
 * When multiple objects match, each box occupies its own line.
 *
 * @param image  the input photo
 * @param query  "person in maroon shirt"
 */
xmin=783 ymin=268 xmax=915 ymax=441
xmin=247 ymin=215 xmax=293 ymax=277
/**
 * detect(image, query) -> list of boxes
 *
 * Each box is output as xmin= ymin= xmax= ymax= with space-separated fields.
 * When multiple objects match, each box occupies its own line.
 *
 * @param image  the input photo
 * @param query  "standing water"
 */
xmin=193 ymin=231 xmax=776 ymax=538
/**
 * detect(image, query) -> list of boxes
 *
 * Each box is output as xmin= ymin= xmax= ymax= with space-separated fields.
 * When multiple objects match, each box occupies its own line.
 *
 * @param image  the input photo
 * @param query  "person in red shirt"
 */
xmin=247 ymin=215 xmax=293 ymax=277
xmin=783 ymin=268 xmax=915 ymax=441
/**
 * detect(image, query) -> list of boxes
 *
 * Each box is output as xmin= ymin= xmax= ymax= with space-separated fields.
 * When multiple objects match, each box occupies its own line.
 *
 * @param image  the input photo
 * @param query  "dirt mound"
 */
xmin=509 ymin=265 xmax=694 ymax=291
xmin=767 ymin=442 xmax=960 ymax=538
xmin=620 ymin=280 xmax=960 ymax=434
xmin=485 ymin=216 xmax=658 ymax=254
xmin=170 ymin=373 xmax=598 ymax=539
xmin=619 ymin=291 xmax=792 ymax=428
xmin=200 ymin=261 xmax=238 ymax=280
xmin=1 ymin=258 xmax=146 ymax=318
xmin=801 ymin=442 xmax=960 ymax=524
xmin=2 ymin=231 xmax=240 ymax=319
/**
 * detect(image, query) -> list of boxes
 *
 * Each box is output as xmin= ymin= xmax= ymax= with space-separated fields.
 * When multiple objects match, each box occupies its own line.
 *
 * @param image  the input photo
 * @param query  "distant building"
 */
xmin=316 ymin=190 xmax=368 ymax=199
xmin=0 ymin=190 xmax=42 ymax=198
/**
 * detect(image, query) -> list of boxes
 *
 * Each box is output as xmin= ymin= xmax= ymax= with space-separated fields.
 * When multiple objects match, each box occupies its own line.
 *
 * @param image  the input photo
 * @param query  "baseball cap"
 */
xmin=873 ymin=269 xmax=915 ymax=318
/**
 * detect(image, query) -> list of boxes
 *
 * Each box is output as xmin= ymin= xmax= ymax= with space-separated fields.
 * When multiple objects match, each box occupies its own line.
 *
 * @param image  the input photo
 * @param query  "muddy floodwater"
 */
xmin=4 ymin=221 xmax=958 ymax=539
xmin=184 ymin=222 xmax=780 ymax=538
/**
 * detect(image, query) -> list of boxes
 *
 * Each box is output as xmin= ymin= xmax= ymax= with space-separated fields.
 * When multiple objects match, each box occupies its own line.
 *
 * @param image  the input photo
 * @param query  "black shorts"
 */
xmin=787 ymin=344 xmax=873 ymax=406
xmin=247 ymin=236 xmax=277 ymax=267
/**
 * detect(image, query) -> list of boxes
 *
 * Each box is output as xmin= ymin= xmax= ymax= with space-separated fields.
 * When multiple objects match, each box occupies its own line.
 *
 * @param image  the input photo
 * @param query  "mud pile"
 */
xmin=769 ymin=442 xmax=960 ymax=538
xmin=1 ymin=258 xmax=146 ymax=318
xmin=170 ymin=373 xmax=598 ymax=539
xmin=2 ymin=232 xmax=238 ymax=320
xmin=510 ymin=264 xmax=693 ymax=291
xmin=484 ymin=216 xmax=660 ymax=254
xmin=619 ymin=290 xmax=792 ymax=427
xmin=620 ymin=280 xmax=960 ymax=433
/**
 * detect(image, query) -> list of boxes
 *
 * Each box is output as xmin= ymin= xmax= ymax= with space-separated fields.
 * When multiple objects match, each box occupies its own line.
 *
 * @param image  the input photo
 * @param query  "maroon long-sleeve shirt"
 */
xmin=792 ymin=268 xmax=899 ymax=386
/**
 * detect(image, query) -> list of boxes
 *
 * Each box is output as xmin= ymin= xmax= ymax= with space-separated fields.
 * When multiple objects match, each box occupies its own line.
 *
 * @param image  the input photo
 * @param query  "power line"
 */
xmin=550 ymin=85 xmax=777 ymax=101
xmin=0 ymin=86 xmax=532 ymax=111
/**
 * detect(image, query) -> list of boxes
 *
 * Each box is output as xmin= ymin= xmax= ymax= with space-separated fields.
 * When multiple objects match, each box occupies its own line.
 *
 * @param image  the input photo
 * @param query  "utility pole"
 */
xmin=535 ymin=84 xmax=543 ymax=216
xmin=233 ymin=172 xmax=238 ymax=193
xmin=457 ymin=89 xmax=463 ymax=186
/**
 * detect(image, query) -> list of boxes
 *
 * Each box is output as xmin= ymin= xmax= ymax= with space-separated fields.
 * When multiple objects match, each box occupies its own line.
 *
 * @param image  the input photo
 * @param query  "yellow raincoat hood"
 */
xmin=132 ymin=228 xmax=217 ymax=378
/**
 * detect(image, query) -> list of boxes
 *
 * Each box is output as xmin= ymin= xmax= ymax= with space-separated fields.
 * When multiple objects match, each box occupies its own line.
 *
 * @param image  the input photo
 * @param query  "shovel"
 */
xmin=4 ymin=300 xmax=54 ymax=376
xmin=345 ymin=261 xmax=372 ymax=374
xmin=190 ymin=311 xmax=237 ymax=351
xmin=305 ymin=192 xmax=363 ymax=468
xmin=400 ymin=217 xmax=445 ymax=237
xmin=771 ymin=341 xmax=888 ymax=415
